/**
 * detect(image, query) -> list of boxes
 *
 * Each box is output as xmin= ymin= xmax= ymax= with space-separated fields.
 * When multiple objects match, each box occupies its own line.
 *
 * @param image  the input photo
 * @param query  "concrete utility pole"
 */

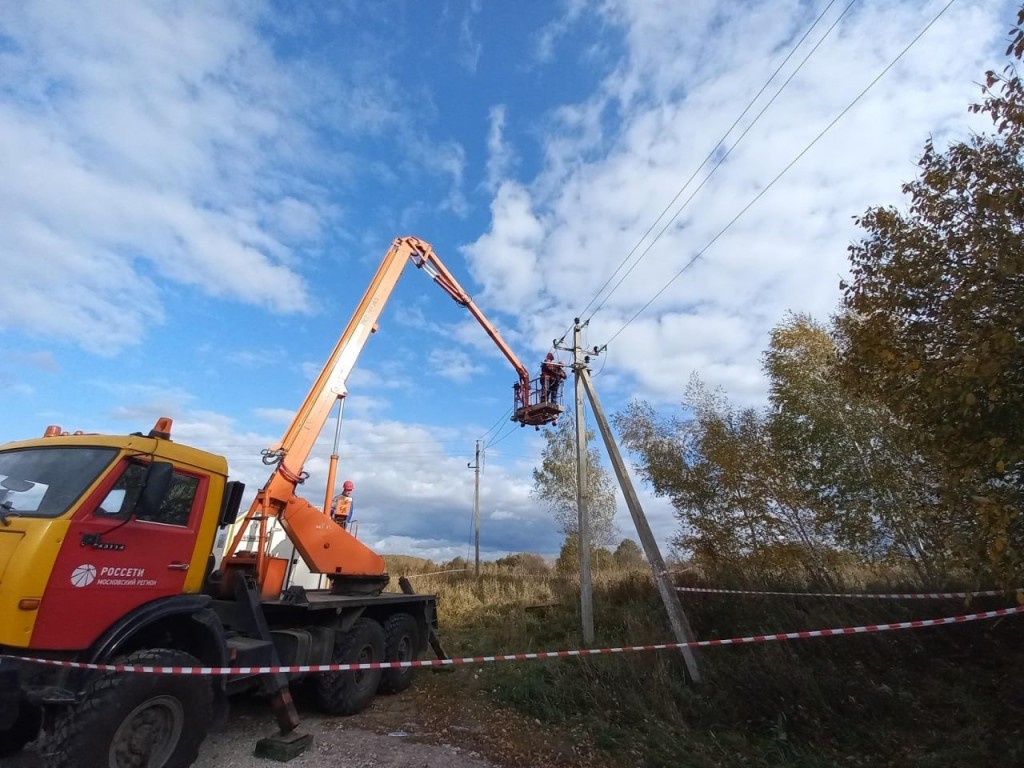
xmin=579 ymin=362 xmax=701 ymax=682
xmin=468 ymin=440 xmax=481 ymax=578
xmin=572 ymin=319 xmax=594 ymax=644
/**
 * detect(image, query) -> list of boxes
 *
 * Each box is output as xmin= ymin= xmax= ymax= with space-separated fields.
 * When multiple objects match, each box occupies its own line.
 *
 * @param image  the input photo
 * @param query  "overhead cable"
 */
xmin=478 ymin=405 xmax=514 ymax=443
xmin=584 ymin=0 xmax=858 ymax=324
xmin=603 ymin=0 xmax=957 ymax=346
xmin=484 ymin=420 xmax=521 ymax=450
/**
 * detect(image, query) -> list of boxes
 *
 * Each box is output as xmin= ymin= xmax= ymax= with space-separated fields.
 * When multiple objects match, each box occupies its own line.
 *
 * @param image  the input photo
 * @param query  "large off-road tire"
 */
xmin=0 ymin=701 xmax=41 ymax=757
xmin=313 ymin=618 xmax=384 ymax=716
xmin=44 ymin=649 xmax=212 ymax=768
xmin=377 ymin=613 xmax=419 ymax=695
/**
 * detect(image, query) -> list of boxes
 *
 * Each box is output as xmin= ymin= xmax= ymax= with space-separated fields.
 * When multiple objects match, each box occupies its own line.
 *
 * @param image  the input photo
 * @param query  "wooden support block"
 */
xmin=254 ymin=731 xmax=313 ymax=762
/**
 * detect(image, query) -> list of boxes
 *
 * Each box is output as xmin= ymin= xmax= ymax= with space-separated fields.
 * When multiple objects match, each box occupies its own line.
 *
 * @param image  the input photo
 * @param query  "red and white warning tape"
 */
xmin=676 ymin=586 xmax=1019 ymax=599
xmin=3 ymin=604 xmax=1022 ymax=676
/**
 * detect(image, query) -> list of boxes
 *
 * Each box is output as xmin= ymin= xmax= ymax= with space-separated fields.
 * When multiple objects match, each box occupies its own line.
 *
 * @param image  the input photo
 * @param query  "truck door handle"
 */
xmin=167 ymin=563 xmax=190 ymax=571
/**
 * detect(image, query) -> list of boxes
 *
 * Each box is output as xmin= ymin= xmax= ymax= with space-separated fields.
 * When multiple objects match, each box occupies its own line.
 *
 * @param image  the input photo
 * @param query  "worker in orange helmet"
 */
xmin=330 ymin=480 xmax=355 ymax=529
xmin=540 ymin=352 xmax=566 ymax=404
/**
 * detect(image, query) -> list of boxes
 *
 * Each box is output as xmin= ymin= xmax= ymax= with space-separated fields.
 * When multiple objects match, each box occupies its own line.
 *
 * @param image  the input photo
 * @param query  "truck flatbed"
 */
xmin=259 ymin=589 xmax=436 ymax=611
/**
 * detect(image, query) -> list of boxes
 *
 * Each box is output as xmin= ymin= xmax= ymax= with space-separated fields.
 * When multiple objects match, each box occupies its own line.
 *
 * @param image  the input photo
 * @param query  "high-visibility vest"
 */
xmin=332 ymin=495 xmax=353 ymax=521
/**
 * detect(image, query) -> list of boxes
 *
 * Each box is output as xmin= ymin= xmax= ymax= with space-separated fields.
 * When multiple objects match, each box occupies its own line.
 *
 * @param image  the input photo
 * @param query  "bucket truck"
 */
xmin=0 ymin=236 xmax=560 ymax=767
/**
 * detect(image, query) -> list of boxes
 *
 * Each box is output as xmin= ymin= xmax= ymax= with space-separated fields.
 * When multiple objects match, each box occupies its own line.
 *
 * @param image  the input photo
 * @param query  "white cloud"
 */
xmin=265 ymin=197 xmax=324 ymax=242
xmin=0 ymin=1 xmax=319 ymax=351
xmin=0 ymin=1 xmax=472 ymax=354
xmin=407 ymin=137 xmax=468 ymax=217
xmin=461 ymin=182 xmax=545 ymax=310
xmin=101 ymin=383 xmax=198 ymax=422
xmin=4 ymin=350 xmax=60 ymax=373
xmin=227 ymin=348 xmax=288 ymax=369
xmin=465 ymin=0 xmax=1009 ymax=406
xmin=0 ymin=379 xmax=34 ymax=397
xmin=485 ymin=105 xmax=514 ymax=190
xmin=457 ymin=0 xmax=483 ymax=73
xmin=532 ymin=0 xmax=589 ymax=64
xmin=427 ymin=348 xmax=485 ymax=382
xmin=348 ymin=363 xmax=414 ymax=394
xmin=253 ymin=407 xmax=298 ymax=425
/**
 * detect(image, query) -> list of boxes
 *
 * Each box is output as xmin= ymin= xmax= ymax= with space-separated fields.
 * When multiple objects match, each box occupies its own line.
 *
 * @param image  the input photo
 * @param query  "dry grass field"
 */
xmin=384 ymin=555 xmax=1024 ymax=767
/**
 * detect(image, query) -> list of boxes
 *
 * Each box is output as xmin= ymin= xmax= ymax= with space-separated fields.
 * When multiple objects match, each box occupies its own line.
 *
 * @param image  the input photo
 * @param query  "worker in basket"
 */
xmin=540 ymin=352 xmax=566 ymax=403
xmin=330 ymin=480 xmax=355 ymax=529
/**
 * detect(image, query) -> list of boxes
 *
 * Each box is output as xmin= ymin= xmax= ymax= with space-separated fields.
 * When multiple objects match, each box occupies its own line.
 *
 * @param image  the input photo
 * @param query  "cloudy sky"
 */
xmin=0 ymin=0 xmax=1015 ymax=563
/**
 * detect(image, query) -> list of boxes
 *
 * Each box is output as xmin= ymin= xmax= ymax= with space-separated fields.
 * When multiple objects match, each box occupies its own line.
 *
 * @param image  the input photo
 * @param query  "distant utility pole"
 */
xmin=578 ymin=346 xmax=701 ymax=682
xmin=468 ymin=440 xmax=481 ymax=578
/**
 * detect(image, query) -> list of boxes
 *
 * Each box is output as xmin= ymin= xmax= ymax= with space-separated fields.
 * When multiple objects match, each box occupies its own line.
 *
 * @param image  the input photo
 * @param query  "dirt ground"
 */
xmin=7 ymin=669 xmax=610 ymax=768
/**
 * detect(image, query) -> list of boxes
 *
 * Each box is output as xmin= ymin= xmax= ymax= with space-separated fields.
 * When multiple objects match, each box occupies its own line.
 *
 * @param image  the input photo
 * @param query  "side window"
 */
xmin=96 ymin=464 xmax=199 ymax=527
xmin=96 ymin=464 xmax=145 ymax=516
xmin=140 ymin=473 xmax=198 ymax=527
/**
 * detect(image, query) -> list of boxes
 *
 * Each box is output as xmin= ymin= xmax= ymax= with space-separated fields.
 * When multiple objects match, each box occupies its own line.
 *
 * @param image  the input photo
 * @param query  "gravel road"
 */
xmin=5 ymin=669 xmax=605 ymax=768
xmin=7 ymin=696 xmax=495 ymax=768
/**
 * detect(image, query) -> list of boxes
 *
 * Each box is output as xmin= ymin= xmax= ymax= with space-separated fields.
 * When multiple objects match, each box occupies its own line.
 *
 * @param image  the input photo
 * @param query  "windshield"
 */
xmin=0 ymin=446 xmax=119 ymax=519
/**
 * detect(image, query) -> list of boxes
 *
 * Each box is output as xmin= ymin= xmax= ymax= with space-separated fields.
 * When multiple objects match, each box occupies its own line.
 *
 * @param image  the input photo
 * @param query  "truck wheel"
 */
xmin=313 ymin=618 xmax=384 ymax=716
xmin=44 ymin=649 xmax=211 ymax=768
xmin=0 ymin=701 xmax=41 ymax=757
xmin=378 ymin=613 xmax=419 ymax=695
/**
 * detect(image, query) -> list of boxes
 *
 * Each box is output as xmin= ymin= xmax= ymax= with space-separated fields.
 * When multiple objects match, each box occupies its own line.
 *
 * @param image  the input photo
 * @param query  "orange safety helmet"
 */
xmin=342 ymin=480 xmax=354 ymax=491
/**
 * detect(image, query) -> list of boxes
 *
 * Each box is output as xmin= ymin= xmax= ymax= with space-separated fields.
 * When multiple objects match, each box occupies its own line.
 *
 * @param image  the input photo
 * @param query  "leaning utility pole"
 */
xmin=578 ymin=353 xmax=701 ymax=682
xmin=468 ymin=440 xmax=481 ymax=578
xmin=572 ymin=319 xmax=594 ymax=644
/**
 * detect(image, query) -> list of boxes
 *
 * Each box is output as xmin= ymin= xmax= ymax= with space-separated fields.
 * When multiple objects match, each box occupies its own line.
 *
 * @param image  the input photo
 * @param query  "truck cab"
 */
xmin=0 ymin=424 xmax=230 ymax=654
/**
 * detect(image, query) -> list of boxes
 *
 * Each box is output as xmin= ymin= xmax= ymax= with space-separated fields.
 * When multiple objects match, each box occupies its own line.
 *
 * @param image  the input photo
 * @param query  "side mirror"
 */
xmin=133 ymin=461 xmax=174 ymax=520
xmin=219 ymin=481 xmax=245 ymax=527
xmin=1 ymin=477 xmax=34 ymax=493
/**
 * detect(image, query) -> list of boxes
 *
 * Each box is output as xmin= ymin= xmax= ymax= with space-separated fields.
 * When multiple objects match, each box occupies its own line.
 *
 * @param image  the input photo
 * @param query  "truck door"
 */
xmin=32 ymin=458 xmax=209 ymax=651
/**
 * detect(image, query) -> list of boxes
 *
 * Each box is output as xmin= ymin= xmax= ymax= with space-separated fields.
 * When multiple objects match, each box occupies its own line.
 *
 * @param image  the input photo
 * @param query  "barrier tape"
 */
xmin=676 ymin=586 xmax=1019 ymax=600
xmin=402 ymin=569 xmax=471 ymax=578
xmin=3 ymin=605 xmax=1021 ymax=676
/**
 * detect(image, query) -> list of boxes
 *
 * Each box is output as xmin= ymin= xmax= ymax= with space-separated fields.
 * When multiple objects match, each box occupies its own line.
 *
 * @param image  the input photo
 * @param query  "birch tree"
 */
xmin=532 ymin=413 xmax=617 ymax=547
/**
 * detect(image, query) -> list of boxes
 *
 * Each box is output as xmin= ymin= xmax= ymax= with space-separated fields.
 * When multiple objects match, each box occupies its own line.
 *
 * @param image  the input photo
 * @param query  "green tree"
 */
xmin=555 ymin=535 xmax=579 ymax=573
xmin=615 ymin=315 xmax=972 ymax=586
xmin=766 ymin=313 xmax=961 ymax=581
xmin=615 ymin=374 xmax=828 ymax=581
xmin=556 ymin=535 xmax=614 ymax=572
xmin=612 ymin=538 xmax=645 ymax=568
xmin=532 ymin=413 xmax=617 ymax=547
xmin=839 ymin=7 xmax=1024 ymax=580
xmin=494 ymin=552 xmax=549 ymax=573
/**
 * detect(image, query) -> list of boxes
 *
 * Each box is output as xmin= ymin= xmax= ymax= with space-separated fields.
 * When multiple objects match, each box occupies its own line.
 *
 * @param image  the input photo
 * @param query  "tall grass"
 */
xmin=390 ymin=558 xmax=1024 ymax=767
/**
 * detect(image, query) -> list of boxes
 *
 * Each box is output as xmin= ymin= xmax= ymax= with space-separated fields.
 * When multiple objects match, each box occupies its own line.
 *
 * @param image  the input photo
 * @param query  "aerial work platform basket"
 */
xmin=512 ymin=376 xmax=565 ymax=428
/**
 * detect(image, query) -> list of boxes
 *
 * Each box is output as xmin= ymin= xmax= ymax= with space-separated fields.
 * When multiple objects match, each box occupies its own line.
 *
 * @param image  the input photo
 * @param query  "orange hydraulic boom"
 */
xmin=222 ymin=236 xmax=560 ymax=596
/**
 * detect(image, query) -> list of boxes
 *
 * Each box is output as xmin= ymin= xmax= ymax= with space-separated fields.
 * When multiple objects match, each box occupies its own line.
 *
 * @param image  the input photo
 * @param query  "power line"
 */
xmin=591 ymin=346 xmax=610 ymax=378
xmin=484 ymin=420 xmax=522 ymax=450
xmin=213 ymin=449 xmax=474 ymax=459
xmin=603 ymin=0 xmax=957 ymax=347
xmin=198 ymin=437 xmax=482 ymax=449
xmin=478 ymin=405 xmax=513 ymax=443
xmin=569 ymin=0 xmax=848 ymax=334
xmin=584 ymin=0 xmax=857 ymax=325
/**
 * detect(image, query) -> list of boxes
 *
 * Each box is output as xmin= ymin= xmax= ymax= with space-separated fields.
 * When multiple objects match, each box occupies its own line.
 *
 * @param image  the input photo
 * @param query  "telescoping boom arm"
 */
xmin=222 ymin=236 xmax=560 ymax=596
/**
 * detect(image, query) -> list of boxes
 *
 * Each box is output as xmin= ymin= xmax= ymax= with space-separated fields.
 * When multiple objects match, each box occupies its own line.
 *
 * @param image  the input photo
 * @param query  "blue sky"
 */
xmin=0 ymin=0 xmax=1015 ymax=561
